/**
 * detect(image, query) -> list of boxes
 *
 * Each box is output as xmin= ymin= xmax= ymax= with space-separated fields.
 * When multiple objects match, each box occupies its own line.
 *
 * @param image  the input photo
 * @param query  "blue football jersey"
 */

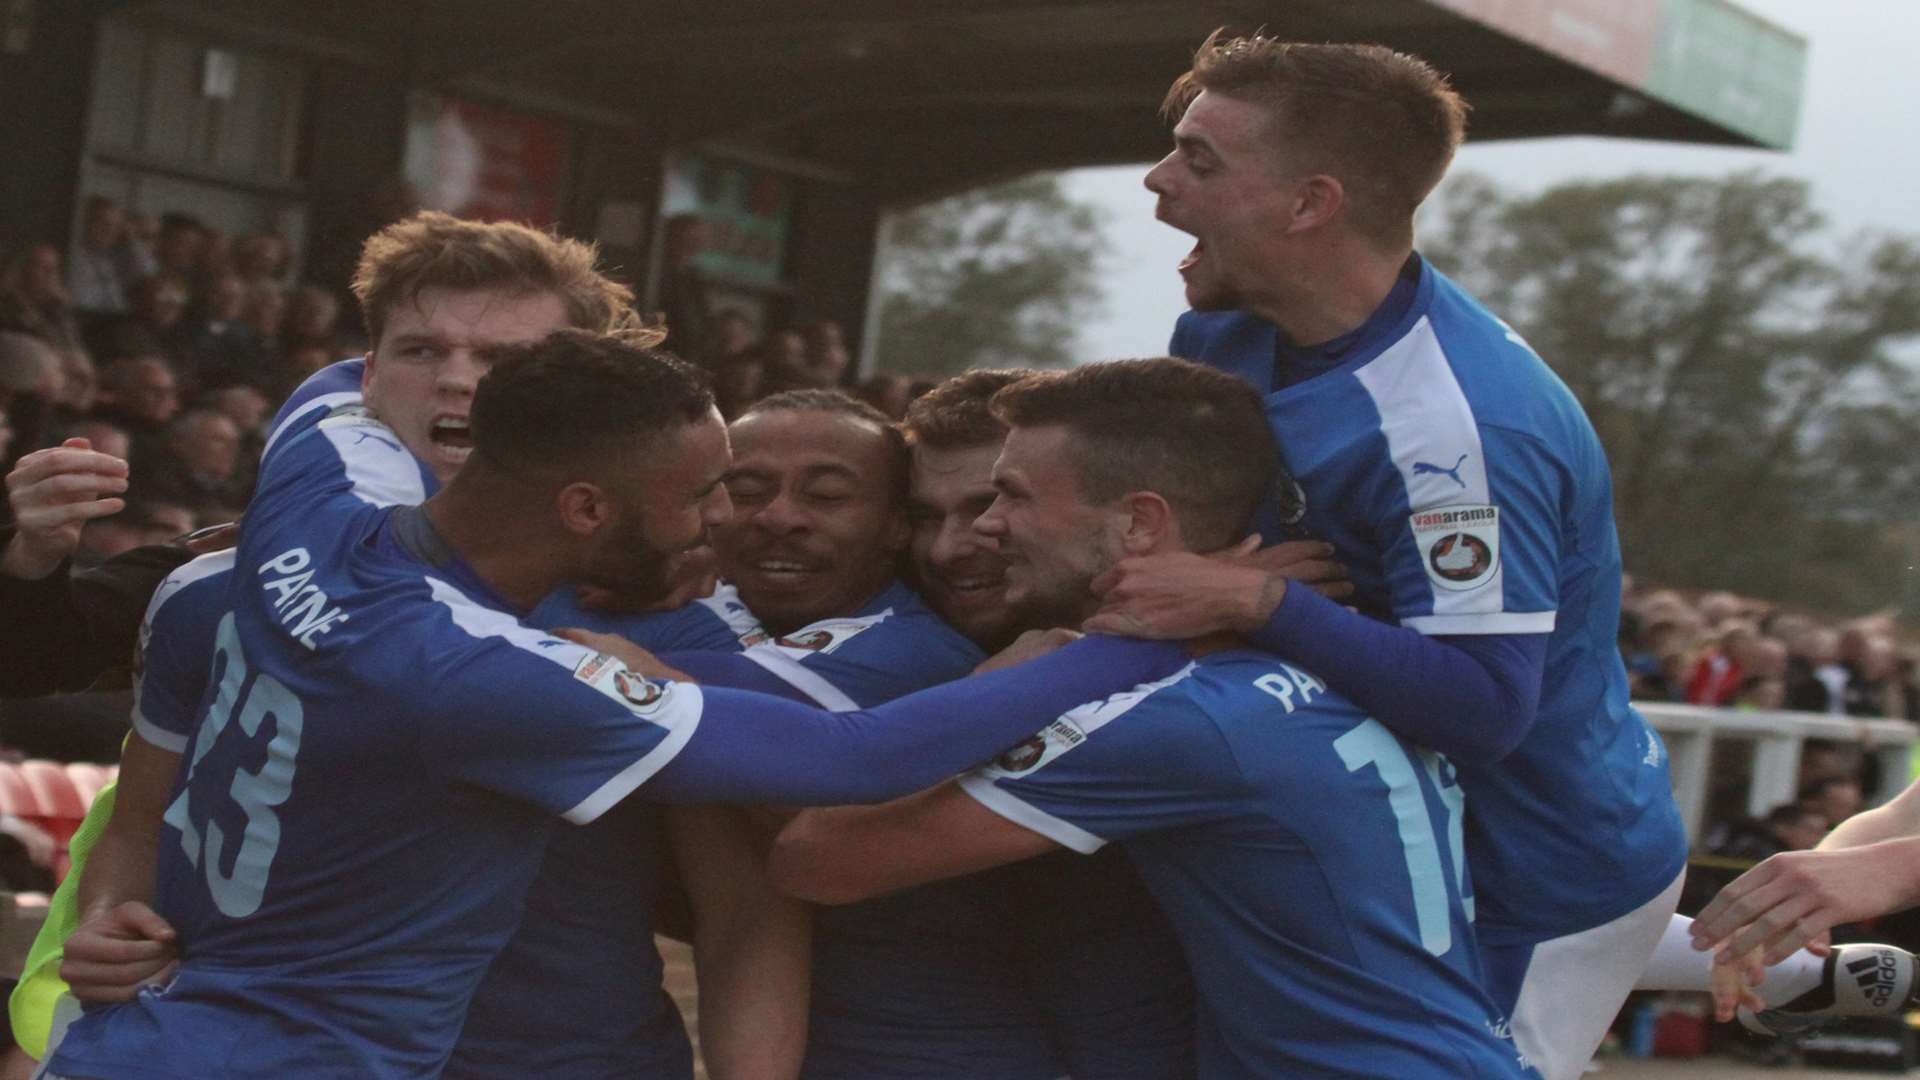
xmin=51 ymin=418 xmax=711 ymax=1079
xmin=275 ymin=361 xmax=693 ymax=1077
xmin=529 ymin=580 xmax=767 ymax=654
xmin=264 ymin=358 xmax=368 ymax=456
xmin=707 ymin=583 xmax=1194 ymax=1080
xmin=162 ymin=372 xmax=739 ymax=1079
xmin=447 ymin=793 xmax=691 ymax=1080
xmin=963 ymin=651 xmax=1538 ymax=1079
xmin=130 ymin=551 xmax=238 ymax=754
xmin=1171 ymin=257 xmax=1686 ymax=939
xmin=128 ymin=359 xmax=368 ymax=752
xmin=53 ymin=406 xmax=1189 ymax=1078
xmin=728 ymin=584 xmax=1066 ymax=1079
xmin=450 ymin=585 xmax=765 ymax=1080
xmin=699 ymin=579 xmax=984 ymax=711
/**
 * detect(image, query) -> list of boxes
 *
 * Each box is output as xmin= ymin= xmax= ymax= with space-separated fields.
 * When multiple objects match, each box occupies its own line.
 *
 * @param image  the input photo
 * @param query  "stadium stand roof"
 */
xmin=141 ymin=0 xmax=1805 ymax=203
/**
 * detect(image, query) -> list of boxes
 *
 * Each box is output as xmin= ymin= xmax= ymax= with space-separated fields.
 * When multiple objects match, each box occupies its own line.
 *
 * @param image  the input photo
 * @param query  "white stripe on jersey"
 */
xmin=130 ymin=711 xmax=190 ymax=754
xmin=1403 ymin=610 xmax=1555 ymax=635
xmin=318 ymin=414 xmax=427 ymax=508
xmin=739 ymin=647 xmax=859 ymax=711
xmin=962 ymin=773 xmax=1108 ymax=853
xmin=959 ymin=662 xmax=1198 ymax=854
xmin=693 ymin=582 xmax=769 ymax=645
xmin=1353 ymin=317 xmax=1508 ymax=625
xmin=132 ymin=550 xmax=238 ymax=754
xmin=262 ymin=390 xmax=361 ymax=459
xmin=424 ymin=577 xmax=706 ymax=824
xmin=426 ymin=577 xmax=584 ymax=671
xmin=562 ymin=694 xmax=705 ymax=824
xmin=1050 ymin=662 xmax=1197 ymax=741
xmin=141 ymin=549 xmax=236 ymax=629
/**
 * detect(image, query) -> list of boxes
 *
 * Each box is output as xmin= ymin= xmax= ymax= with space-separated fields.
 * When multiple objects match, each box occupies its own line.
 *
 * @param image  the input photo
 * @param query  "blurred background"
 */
xmin=2 ymin=1 xmax=1917 ymax=1072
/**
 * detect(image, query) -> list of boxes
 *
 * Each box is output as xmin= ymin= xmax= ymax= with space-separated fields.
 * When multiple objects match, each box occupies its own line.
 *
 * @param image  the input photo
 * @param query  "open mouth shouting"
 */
xmin=428 ymin=414 xmax=474 ymax=466
xmin=1178 ymin=239 xmax=1205 ymax=276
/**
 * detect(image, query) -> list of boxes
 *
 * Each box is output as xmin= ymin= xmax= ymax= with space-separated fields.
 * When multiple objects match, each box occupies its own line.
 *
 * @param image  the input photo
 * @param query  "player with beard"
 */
xmin=37 ymin=214 xmax=750 ymax=1078
xmin=696 ymin=389 xmax=1193 ymax=1080
xmin=44 ymin=333 xmax=1189 ymax=1080
xmin=19 ymin=211 xmax=645 ymax=1069
xmin=525 ymin=389 xmax=1180 ymax=1079
xmin=772 ymin=358 xmax=1536 ymax=1078
xmin=38 ymin=219 xmax=1185 ymax=1078
xmin=497 ymin=388 xmax=971 ymax=1079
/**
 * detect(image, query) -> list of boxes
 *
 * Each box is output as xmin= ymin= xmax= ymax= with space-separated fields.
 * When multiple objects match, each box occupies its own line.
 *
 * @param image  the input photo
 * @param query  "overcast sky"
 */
xmin=1059 ymin=0 xmax=1920 ymax=360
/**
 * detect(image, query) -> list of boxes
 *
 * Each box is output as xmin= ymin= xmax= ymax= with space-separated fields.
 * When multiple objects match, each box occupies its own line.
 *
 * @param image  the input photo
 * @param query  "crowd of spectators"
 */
xmin=1622 ymin=580 xmax=1917 ymax=912
xmin=1 ymin=197 xmax=361 ymax=555
xmin=651 ymin=214 xmax=933 ymax=422
xmin=1619 ymin=580 xmax=1918 ymax=721
xmin=688 ymin=310 xmax=936 ymax=423
xmin=0 ymin=200 xmax=924 ymax=564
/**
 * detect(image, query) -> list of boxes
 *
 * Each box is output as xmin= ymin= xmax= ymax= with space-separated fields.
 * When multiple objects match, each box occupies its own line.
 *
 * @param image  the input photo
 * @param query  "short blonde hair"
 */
xmin=352 ymin=211 xmax=658 ymax=347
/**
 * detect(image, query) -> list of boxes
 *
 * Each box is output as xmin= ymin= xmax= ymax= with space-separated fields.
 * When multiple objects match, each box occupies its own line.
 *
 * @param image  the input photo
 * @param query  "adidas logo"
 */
xmin=1847 ymin=953 xmax=1899 ymax=1009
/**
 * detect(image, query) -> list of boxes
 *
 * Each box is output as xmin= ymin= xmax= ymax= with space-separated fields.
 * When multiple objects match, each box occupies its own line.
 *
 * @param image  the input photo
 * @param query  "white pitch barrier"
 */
xmin=1640 ymin=702 xmax=1917 ymax=842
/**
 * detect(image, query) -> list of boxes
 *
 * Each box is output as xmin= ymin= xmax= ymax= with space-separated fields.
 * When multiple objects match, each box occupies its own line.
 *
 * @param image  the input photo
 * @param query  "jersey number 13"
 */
xmin=162 ymin=612 xmax=306 ymax=918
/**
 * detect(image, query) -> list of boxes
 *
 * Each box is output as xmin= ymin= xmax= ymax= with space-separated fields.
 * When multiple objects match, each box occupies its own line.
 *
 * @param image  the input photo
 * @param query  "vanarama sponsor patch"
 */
xmin=988 ymin=717 xmax=1088 ymax=777
xmin=771 ymin=617 xmax=877 ymax=655
xmin=574 ymin=652 xmax=673 ymax=717
xmin=1410 ymin=504 xmax=1500 ymax=592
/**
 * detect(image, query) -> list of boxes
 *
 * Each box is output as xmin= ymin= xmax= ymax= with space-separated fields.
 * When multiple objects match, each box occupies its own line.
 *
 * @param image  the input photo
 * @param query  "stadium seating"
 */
xmin=0 ymin=759 xmax=115 ymax=882
xmin=65 ymin=762 xmax=112 ymax=806
xmin=0 ymin=762 xmax=35 ymax=827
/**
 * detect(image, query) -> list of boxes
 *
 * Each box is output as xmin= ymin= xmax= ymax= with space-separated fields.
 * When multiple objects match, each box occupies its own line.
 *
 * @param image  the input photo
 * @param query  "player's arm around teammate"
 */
xmin=772 ymin=780 xmax=1059 ymax=905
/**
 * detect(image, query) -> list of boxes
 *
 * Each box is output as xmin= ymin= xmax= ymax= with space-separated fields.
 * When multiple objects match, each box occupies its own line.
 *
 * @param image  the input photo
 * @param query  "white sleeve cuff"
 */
xmin=561 ymin=684 xmax=705 ymax=824
xmin=958 ymin=773 xmax=1107 ymax=854
xmin=1401 ymin=610 xmax=1556 ymax=636
xmin=740 ymin=647 xmax=858 ymax=712
xmin=130 ymin=708 xmax=189 ymax=754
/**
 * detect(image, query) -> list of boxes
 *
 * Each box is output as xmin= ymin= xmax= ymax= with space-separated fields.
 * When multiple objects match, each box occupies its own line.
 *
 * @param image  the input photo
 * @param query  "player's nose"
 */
xmin=437 ymin=349 xmax=486 ymax=395
xmin=930 ymin=517 xmax=982 ymax=564
xmin=750 ymin=488 xmax=810 ymax=534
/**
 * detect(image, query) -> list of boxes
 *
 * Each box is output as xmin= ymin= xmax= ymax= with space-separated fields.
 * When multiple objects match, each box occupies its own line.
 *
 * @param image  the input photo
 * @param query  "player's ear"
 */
xmin=1116 ymin=490 xmax=1175 ymax=555
xmin=1285 ymin=174 xmax=1344 ymax=236
xmin=555 ymin=480 xmax=612 ymax=536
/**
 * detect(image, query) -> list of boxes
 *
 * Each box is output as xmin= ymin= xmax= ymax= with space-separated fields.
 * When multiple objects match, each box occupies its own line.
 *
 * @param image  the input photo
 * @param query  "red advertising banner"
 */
xmin=405 ymin=93 xmax=571 ymax=228
xmin=1425 ymin=0 xmax=1661 ymax=87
